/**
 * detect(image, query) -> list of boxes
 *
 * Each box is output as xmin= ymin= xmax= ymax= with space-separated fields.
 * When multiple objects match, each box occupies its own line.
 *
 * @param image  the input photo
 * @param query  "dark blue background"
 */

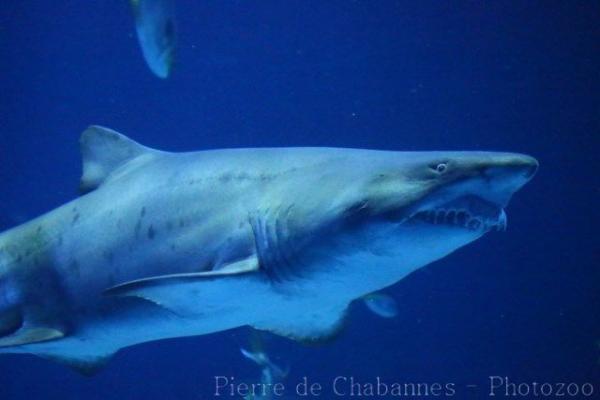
xmin=0 ymin=1 xmax=598 ymax=399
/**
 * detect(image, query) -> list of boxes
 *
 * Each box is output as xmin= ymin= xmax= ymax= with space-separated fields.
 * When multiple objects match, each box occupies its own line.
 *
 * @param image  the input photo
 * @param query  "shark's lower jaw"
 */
xmin=407 ymin=195 xmax=507 ymax=232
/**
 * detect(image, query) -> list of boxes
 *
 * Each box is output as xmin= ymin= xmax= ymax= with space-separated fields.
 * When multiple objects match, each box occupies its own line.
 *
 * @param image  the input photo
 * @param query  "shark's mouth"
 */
xmin=407 ymin=195 xmax=507 ymax=232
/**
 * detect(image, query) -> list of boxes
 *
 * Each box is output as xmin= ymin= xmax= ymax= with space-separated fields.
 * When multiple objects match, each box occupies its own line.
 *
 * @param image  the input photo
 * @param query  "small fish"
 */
xmin=240 ymin=346 xmax=270 ymax=366
xmin=241 ymin=331 xmax=289 ymax=383
xmin=240 ymin=347 xmax=288 ymax=381
xmin=242 ymin=368 xmax=275 ymax=400
xmin=241 ymin=333 xmax=288 ymax=400
xmin=363 ymin=293 xmax=399 ymax=318
xmin=130 ymin=0 xmax=176 ymax=78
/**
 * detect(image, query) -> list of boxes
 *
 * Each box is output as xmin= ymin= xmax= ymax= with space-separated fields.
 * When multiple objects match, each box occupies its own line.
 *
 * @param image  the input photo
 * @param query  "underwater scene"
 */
xmin=0 ymin=1 xmax=598 ymax=399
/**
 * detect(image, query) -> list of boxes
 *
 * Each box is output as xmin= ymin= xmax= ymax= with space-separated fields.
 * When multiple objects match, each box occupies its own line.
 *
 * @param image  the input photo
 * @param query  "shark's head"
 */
xmin=362 ymin=151 xmax=538 ymax=226
xmin=289 ymin=151 xmax=538 ymax=295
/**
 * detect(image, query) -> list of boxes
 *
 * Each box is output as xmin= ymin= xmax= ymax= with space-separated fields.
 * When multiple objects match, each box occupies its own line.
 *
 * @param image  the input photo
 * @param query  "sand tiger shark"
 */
xmin=0 ymin=126 xmax=537 ymax=374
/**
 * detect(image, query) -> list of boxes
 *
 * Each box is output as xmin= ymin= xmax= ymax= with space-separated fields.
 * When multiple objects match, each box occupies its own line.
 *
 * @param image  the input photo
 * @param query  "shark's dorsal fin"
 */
xmin=79 ymin=125 xmax=158 ymax=194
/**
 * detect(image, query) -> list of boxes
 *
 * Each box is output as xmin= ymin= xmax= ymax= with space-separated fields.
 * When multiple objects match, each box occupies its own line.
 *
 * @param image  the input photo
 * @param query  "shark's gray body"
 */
xmin=0 ymin=126 xmax=537 ymax=373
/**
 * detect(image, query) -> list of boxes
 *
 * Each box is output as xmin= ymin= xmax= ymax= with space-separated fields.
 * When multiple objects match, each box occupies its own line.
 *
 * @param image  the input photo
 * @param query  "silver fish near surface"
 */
xmin=130 ymin=0 xmax=176 ymax=78
xmin=0 ymin=125 xmax=537 ymax=374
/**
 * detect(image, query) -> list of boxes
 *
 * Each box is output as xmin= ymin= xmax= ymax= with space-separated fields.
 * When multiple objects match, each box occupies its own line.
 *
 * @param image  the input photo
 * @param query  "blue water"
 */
xmin=0 ymin=1 xmax=598 ymax=399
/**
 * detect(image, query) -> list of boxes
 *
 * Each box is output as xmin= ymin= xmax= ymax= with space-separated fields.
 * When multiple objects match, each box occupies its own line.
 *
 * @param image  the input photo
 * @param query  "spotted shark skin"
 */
xmin=0 ymin=126 xmax=537 ymax=373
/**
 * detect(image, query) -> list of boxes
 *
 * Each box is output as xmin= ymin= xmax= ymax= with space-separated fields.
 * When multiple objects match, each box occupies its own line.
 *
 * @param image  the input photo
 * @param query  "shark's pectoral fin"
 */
xmin=104 ymin=256 xmax=259 ymax=297
xmin=79 ymin=125 xmax=160 ymax=194
xmin=0 ymin=326 xmax=64 ymax=347
xmin=251 ymin=303 xmax=349 ymax=344
xmin=39 ymin=350 xmax=115 ymax=376
xmin=104 ymin=257 xmax=262 ymax=317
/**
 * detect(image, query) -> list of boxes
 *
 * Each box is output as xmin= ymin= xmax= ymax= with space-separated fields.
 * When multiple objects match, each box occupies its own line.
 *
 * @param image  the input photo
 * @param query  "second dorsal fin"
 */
xmin=79 ymin=125 xmax=158 ymax=194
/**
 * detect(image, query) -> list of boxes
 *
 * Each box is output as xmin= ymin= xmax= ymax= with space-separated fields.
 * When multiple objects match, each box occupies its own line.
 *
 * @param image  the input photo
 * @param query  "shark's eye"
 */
xmin=433 ymin=163 xmax=448 ymax=173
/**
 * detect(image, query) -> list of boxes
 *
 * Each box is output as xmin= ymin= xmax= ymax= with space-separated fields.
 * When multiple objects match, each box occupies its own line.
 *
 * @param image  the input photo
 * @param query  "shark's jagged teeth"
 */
xmin=412 ymin=206 xmax=504 ymax=232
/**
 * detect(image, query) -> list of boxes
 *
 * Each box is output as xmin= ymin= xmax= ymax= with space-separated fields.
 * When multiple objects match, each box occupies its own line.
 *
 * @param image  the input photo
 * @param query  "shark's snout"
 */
xmin=519 ymin=156 xmax=539 ymax=179
xmin=484 ymin=153 xmax=538 ymax=183
xmin=475 ymin=153 xmax=538 ymax=207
